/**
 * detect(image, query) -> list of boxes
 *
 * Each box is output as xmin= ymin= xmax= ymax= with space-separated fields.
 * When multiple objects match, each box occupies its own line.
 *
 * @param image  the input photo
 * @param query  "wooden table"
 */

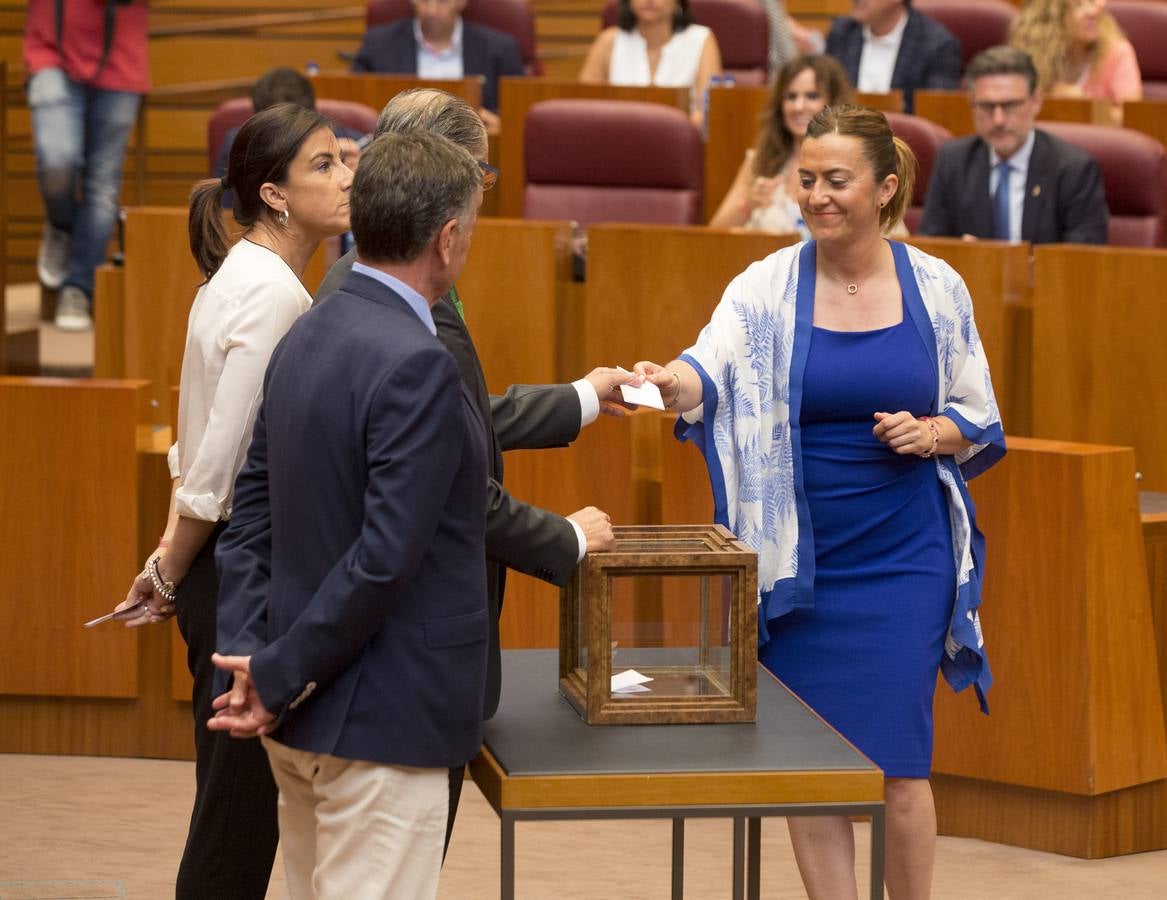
xmin=469 ymin=650 xmax=885 ymax=899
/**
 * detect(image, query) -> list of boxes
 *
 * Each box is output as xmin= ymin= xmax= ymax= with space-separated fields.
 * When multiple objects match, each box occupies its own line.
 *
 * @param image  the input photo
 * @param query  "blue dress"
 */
xmin=758 ymin=302 xmax=955 ymax=778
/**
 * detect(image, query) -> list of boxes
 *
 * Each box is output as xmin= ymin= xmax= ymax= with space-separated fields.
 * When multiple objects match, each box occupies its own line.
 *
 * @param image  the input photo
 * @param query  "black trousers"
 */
xmin=174 ymin=524 xmax=279 ymax=900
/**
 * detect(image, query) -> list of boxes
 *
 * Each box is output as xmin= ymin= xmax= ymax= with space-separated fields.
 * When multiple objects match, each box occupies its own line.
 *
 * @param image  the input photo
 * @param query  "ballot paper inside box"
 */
xmin=559 ymin=524 xmax=758 ymax=725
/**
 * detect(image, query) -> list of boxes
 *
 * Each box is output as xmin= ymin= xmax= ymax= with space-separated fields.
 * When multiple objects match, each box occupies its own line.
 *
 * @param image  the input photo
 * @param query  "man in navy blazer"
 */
xmin=918 ymin=46 xmax=1108 ymax=245
xmin=825 ymin=0 xmax=961 ymax=112
xmin=352 ymin=0 xmax=523 ymax=116
xmin=210 ymin=130 xmax=489 ymax=897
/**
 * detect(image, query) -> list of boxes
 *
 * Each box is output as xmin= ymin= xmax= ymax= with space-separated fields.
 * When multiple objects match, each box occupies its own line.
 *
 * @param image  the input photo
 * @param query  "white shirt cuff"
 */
xmin=572 ymin=378 xmax=600 ymax=427
xmin=167 ymin=443 xmax=180 ymax=480
xmin=568 ymin=517 xmax=587 ymax=563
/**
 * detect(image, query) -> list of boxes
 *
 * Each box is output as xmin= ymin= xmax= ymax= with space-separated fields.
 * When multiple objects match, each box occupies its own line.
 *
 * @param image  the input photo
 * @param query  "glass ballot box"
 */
xmin=559 ymin=524 xmax=758 ymax=724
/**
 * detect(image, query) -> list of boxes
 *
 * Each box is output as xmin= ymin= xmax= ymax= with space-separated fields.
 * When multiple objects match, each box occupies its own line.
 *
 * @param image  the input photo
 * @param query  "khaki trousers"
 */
xmin=262 ymin=736 xmax=449 ymax=900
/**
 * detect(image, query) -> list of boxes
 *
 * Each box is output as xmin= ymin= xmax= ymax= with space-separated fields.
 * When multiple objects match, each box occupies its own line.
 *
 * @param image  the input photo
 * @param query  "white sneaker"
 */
xmin=38 ymin=225 xmax=71 ymax=290
xmin=55 ymin=286 xmax=92 ymax=332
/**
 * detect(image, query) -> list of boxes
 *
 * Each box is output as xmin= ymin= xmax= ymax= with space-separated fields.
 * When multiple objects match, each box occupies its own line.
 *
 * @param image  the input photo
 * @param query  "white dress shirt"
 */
xmin=856 ymin=10 xmax=908 ymax=93
xmin=415 ymin=17 xmax=464 ymax=80
xmin=171 ymin=239 xmax=312 ymax=521
xmin=989 ymin=130 xmax=1036 ymax=244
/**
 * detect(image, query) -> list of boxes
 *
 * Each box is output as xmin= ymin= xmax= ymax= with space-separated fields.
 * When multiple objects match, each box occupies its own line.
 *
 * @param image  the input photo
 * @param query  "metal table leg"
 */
xmin=732 ymin=816 xmax=745 ymax=900
xmin=671 ymin=818 xmax=685 ymax=899
xmin=501 ymin=812 xmax=515 ymax=900
xmin=869 ymin=806 xmax=885 ymax=900
xmin=747 ymin=817 xmax=761 ymax=900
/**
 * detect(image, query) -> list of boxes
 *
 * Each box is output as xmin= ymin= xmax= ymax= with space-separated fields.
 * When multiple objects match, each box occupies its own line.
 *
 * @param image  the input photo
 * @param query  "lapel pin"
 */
xmin=1032 ymin=185 xmax=1042 ymax=198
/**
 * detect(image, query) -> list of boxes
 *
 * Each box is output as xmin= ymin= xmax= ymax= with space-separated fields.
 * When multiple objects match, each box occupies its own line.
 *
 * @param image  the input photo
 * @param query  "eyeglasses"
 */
xmin=971 ymin=99 xmax=1028 ymax=116
xmin=478 ymin=160 xmax=499 ymax=192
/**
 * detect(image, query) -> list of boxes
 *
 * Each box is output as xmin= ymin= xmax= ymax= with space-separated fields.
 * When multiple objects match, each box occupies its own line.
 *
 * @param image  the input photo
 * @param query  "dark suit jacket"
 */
xmin=318 ymin=250 xmax=581 ymax=718
xmin=351 ymin=17 xmax=524 ymax=112
xmin=216 ymin=271 xmax=490 ymax=768
xmin=917 ymin=129 xmax=1109 ymax=245
xmin=825 ymin=8 xmax=961 ymax=112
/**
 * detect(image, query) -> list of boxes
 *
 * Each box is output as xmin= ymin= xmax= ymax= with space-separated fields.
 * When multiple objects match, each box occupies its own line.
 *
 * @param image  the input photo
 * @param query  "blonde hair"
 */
xmin=805 ymin=104 xmax=917 ymax=232
xmin=1010 ymin=0 xmax=1125 ymax=92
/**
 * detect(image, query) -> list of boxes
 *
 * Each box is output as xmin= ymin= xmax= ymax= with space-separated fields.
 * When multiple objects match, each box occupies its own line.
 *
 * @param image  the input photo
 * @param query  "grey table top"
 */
xmin=482 ymin=650 xmax=878 ymax=778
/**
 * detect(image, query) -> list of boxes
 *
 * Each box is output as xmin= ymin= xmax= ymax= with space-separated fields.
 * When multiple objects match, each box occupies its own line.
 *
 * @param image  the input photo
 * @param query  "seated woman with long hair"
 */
xmin=1011 ymin=0 xmax=1142 ymax=121
xmin=709 ymin=55 xmax=852 ymax=236
xmin=579 ymin=0 xmax=722 ymax=126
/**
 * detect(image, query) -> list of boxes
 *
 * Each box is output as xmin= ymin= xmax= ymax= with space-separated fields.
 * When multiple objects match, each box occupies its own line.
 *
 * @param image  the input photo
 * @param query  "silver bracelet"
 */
xmin=148 ymin=555 xmax=177 ymax=604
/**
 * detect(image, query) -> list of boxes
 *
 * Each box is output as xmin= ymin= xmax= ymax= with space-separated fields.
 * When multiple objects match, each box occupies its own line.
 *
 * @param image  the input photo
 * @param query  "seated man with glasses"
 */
xmin=918 ymin=45 xmax=1108 ymax=245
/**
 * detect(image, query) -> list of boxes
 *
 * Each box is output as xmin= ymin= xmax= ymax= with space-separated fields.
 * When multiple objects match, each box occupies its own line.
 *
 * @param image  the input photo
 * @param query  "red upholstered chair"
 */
xmin=915 ymin=0 xmax=1017 ymax=69
xmin=1038 ymin=121 xmax=1167 ymax=247
xmin=207 ymin=98 xmax=379 ymax=174
xmin=365 ymin=0 xmax=543 ymax=75
xmin=884 ymin=112 xmax=952 ymax=233
xmin=1108 ymin=0 xmax=1167 ymax=100
xmin=600 ymin=0 xmax=769 ymax=85
xmin=523 ymin=100 xmax=704 ymax=227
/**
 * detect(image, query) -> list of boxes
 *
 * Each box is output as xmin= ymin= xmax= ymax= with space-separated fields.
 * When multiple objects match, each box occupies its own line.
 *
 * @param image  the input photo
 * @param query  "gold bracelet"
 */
xmin=664 ymin=370 xmax=682 ymax=409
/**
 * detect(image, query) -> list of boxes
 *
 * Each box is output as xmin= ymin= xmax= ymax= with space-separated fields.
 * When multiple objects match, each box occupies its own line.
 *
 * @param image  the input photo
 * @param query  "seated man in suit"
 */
xmin=317 ymin=88 xmax=637 ymax=851
xmin=918 ymin=46 xmax=1108 ymax=245
xmin=209 ymin=130 xmax=492 ymax=898
xmin=352 ymin=0 xmax=524 ymax=131
xmin=825 ymin=0 xmax=961 ymax=112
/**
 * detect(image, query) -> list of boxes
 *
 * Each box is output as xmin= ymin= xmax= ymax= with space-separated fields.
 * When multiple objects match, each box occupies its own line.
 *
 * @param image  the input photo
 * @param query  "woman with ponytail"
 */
xmin=635 ymin=104 xmax=1005 ymax=899
xmin=115 ymin=102 xmax=352 ymax=900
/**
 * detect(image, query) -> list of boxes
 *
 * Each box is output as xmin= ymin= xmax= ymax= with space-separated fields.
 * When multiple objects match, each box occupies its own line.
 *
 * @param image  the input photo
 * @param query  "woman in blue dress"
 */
xmin=636 ymin=104 xmax=1005 ymax=899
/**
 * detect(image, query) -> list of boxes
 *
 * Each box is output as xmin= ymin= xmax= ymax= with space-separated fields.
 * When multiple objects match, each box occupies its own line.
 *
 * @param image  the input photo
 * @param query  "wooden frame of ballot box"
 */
xmin=559 ymin=524 xmax=757 ymax=725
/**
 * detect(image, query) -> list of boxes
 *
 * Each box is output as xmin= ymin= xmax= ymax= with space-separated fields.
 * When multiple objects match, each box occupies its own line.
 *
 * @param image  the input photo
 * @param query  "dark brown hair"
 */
xmin=754 ymin=55 xmax=853 ymax=178
xmin=618 ymin=0 xmax=693 ymax=32
xmin=188 ymin=103 xmax=331 ymax=280
xmin=805 ymin=104 xmax=918 ymax=230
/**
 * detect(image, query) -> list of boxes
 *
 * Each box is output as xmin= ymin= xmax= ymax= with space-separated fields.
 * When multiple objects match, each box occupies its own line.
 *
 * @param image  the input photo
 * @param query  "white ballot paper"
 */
xmin=616 ymin=365 xmax=664 ymax=410
xmin=611 ymin=668 xmax=654 ymax=693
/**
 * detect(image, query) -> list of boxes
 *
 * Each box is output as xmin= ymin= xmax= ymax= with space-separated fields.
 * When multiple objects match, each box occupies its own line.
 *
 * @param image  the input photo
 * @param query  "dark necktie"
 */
xmin=992 ymin=160 xmax=1012 ymax=241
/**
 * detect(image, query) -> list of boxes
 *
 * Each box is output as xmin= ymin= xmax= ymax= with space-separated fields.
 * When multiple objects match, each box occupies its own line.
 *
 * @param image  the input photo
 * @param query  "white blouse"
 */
xmin=609 ymin=23 xmax=711 ymax=88
xmin=171 ymin=239 xmax=312 ymax=522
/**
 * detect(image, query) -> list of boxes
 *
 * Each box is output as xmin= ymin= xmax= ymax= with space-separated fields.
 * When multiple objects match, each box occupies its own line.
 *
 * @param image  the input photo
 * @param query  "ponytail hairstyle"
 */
xmin=805 ymin=104 xmax=917 ymax=232
xmin=189 ymin=102 xmax=331 ymax=281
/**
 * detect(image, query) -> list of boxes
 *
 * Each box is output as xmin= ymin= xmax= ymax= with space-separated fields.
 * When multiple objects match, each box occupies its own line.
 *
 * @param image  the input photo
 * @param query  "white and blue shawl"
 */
xmin=677 ymin=240 xmax=1006 ymax=712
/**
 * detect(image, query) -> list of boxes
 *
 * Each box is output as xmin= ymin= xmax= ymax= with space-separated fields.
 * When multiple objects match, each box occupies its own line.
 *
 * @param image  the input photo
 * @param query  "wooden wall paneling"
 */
xmin=906 ymin=237 xmax=1032 ymax=434
xmin=1031 ymin=245 xmax=1167 ymax=491
xmin=704 ymin=86 xmax=767 ymax=224
xmin=1122 ymin=100 xmax=1167 ymax=149
xmin=497 ymin=78 xmax=690 ymax=217
xmin=1141 ymin=492 xmax=1167 ymax=738
xmin=914 ymin=90 xmax=974 ymax=138
xmin=582 ymin=224 xmax=797 ymax=372
xmin=931 ymin=437 xmax=1167 ymax=856
xmin=0 ymin=379 xmax=148 ymax=698
xmin=457 ymin=218 xmax=572 ymax=390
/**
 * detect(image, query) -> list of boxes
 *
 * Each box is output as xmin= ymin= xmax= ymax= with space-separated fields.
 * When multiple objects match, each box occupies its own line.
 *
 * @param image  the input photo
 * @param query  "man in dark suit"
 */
xmin=918 ymin=46 xmax=1108 ymax=245
xmin=825 ymin=0 xmax=961 ymax=112
xmin=352 ymin=0 xmax=523 ymax=124
xmin=210 ymin=130 xmax=490 ymax=897
xmin=317 ymin=88 xmax=636 ymax=850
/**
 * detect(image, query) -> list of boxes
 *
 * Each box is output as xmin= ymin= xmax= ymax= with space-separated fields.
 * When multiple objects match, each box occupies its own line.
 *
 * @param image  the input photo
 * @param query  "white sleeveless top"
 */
xmin=608 ymin=24 xmax=711 ymax=88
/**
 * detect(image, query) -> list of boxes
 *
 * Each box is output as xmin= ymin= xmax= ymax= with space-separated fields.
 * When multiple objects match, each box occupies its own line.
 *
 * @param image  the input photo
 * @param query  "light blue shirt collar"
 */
xmin=351 ymin=261 xmax=437 ymax=335
xmin=989 ymin=128 xmax=1036 ymax=177
xmin=414 ymin=17 xmax=464 ymax=78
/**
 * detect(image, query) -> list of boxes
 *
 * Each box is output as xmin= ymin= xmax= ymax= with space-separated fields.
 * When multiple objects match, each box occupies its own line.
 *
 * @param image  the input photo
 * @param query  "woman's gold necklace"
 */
xmin=819 ymin=254 xmax=883 ymax=295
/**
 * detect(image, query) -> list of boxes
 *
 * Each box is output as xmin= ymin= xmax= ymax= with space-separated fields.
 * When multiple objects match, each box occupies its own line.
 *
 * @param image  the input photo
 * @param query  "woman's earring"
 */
xmin=277 ymin=208 xmax=290 ymax=227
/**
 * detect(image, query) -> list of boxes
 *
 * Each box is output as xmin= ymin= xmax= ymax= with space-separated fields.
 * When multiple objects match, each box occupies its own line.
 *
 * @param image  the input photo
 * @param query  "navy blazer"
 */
xmin=216 ymin=271 xmax=490 ymax=769
xmin=825 ymin=8 xmax=961 ymax=112
xmin=917 ymin=129 xmax=1109 ymax=245
xmin=352 ymin=17 xmax=524 ymax=112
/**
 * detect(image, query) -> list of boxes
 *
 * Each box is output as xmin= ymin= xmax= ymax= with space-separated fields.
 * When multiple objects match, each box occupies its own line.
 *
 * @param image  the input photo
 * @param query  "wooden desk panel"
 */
xmin=457 ymin=218 xmax=573 ymax=390
xmin=497 ymin=78 xmax=690 ymax=217
xmin=1143 ymin=492 xmax=1167 ymax=739
xmin=906 ymin=237 xmax=1032 ymax=433
xmin=1031 ymin=245 xmax=1167 ymax=491
xmin=0 ymin=379 xmax=148 ymax=698
xmin=310 ymin=72 xmax=483 ymax=114
xmin=583 ymin=224 xmax=797 ymax=372
xmin=913 ymin=91 xmax=1111 ymax=139
xmin=1121 ymin=100 xmax=1167 ymax=150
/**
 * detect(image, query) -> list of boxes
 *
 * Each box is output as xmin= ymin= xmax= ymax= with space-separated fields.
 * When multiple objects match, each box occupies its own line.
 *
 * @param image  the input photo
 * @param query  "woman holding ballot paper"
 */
xmin=635 ymin=104 xmax=1005 ymax=900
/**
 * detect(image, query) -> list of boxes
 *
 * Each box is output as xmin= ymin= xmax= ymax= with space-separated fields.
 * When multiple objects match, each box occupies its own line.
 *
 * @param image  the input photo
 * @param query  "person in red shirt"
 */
xmin=24 ymin=0 xmax=149 ymax=330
